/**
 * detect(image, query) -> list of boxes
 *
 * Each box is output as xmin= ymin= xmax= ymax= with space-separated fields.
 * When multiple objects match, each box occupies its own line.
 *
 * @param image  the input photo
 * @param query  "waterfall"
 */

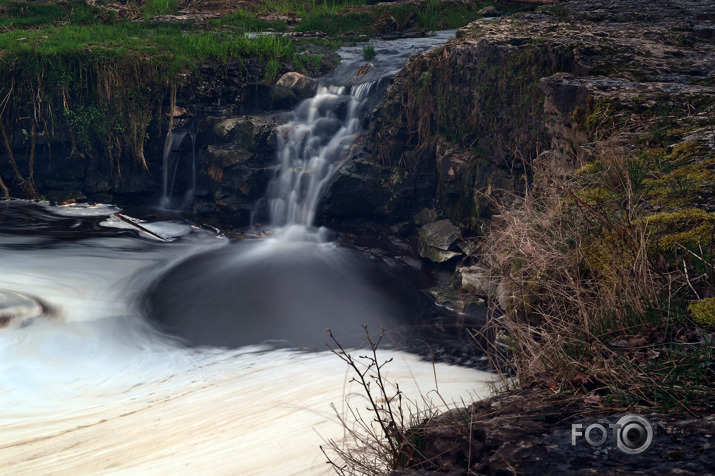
xmin=159 ymin=122 xmax=196 ymax=211
xmin=265 ymin=80 xmax=382 ymax=233
xmin=260 ymin=31 xmax=458 ymax=239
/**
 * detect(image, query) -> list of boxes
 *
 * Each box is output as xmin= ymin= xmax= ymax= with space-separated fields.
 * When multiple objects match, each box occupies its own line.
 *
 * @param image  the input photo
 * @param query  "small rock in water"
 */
xmin=418 ymin=219 xmax=463 ymax=263
xmin=165 ymin=105 xmax=187 ymax=117
xmin=272 ymin=72 xmax=318 ymax=109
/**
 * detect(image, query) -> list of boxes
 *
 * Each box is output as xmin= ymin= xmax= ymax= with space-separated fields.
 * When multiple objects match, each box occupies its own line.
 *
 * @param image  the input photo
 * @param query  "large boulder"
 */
xmin=272 ymin=72 xmax=318 ymax=109
xmin=212 ymin=116 xmax=276 ymax=153
xmin=321 ymin=158 xmax=425 ymax=220
xmin=207 ymin=116 xmax=276 ymax=168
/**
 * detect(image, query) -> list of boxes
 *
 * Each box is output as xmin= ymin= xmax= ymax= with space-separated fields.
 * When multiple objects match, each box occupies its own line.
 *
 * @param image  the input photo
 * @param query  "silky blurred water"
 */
xmin=0 ymin=29 xmax=493 ymax=474
xmin=0 ymin=201 xmax=493 ymax=475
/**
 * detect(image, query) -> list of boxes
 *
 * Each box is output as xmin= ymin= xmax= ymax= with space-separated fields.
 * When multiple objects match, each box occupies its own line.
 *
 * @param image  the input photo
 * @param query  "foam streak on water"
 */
xmin=0 ymin=202 xmax=493 ymax=475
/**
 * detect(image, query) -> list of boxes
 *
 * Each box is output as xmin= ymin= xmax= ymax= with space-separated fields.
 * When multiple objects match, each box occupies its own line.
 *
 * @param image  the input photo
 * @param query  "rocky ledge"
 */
xmin=322 ymin=0 xmax=714 ymax=255
xmin=392 ymin=387 xmax=714 ymax=475
xmin=344 ymin=1 xmax=715 ymax=474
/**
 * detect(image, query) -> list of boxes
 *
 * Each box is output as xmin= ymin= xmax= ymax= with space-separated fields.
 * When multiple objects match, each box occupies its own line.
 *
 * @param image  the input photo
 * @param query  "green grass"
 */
xmin=0 ymin=21 xmax=295 ymax=73
xmin=0 ymin=2 xmax=299 ymax=185
xmin=296 ymin=9 xmax=370 ymax=36
xmin=0 ymin=0 xmax=103 ymax=29
xmin=412 ymin=0 xmax=478 ymax=31
xmin=295 ymin=0 xmax=482 ymax=37
xmin=258 ymin=0 xmax=367 ymax=18
xmin=212 ymin=8 xmax=289 ymax=31
xmin=144 ymin=0 xmax=179 ymax=18
xmin=362 ymin=44 xmax=375 ymax=60
xmin=0 ymin=0 xmax=492 ymax=196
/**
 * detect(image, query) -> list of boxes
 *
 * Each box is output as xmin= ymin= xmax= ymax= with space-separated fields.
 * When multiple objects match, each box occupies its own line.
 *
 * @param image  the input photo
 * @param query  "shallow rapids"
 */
xmin=0 ymin=201 xmax=493 ymax=475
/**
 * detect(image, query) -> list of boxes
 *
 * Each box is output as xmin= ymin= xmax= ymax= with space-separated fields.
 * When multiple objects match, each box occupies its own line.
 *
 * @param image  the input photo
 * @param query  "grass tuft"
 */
xmin=144 ymin=0 xmax=179 ymax=18
xmin=479 ymin=140 xmax=714 ymax=411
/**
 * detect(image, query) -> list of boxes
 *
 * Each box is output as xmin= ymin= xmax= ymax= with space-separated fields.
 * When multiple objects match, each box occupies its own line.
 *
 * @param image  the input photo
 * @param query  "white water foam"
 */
xmin=0 ymin=205 xmax=494 ymax=475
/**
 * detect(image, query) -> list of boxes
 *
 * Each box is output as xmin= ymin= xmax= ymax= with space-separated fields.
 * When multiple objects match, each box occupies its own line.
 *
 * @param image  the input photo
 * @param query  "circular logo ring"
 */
xmin=615 ymin=414 xmax=653 ymax=454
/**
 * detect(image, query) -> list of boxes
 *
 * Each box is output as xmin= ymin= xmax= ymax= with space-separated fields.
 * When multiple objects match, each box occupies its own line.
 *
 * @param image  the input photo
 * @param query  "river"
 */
xmin=0 ymin=30 xmax=493 ymax=475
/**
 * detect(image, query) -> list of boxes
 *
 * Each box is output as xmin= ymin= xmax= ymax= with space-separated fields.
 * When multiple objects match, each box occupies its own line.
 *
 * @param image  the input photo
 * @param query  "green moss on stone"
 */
xmin=688 ymin=297 xmax=715 ymax=327
xmin=641 ymin=209 xmax=715 ymax=252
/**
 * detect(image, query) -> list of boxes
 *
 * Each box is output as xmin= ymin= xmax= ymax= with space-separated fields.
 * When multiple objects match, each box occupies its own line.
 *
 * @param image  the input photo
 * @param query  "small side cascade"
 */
xmin=159 ymin=120 xmax=197 ymax=211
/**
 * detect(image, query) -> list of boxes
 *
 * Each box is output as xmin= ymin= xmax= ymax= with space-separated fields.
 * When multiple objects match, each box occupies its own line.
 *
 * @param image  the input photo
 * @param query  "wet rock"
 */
xmin=47 ymin=190 xmax=87 ymax=205
xmin=458 ymin=265 xmax=497 ymax=297
xmin=413 ymin=208 xmax=438 ymax=225
xmin=206 ymin=146 xmax=252 ymax=168
xmin=389 ymin=221 xmax=413 ymax=236
xmin=419 ymin=247 xmax=461 ymax=263
xmin=429 ymin=285 xmax=485 ymax=313
xmin=212 ymin=116 xmax=276 ymax=153
xmin=394 ymin=388 xmax=715 ymax=476
xmin=322 ymin=156 xmax=427 ymax=221
xmin=477 ymin=5 xmax=498 ymax=17
xmin=179 ymin=60 xmax=270 ymax=116
xmin=166 ymin=105 xmax=188 ymax=117
xmin=206 ymin=115 xmax=277 ymax=188
xmin=272 ymin=72 xmax=318 ymax=109
xmin=455 ymin=238 xmax=477 ymax=256
xmin=418 ymin=219 xmax=462 ymax=263
xmin=419 ymin=219 xmax=461 ymax=251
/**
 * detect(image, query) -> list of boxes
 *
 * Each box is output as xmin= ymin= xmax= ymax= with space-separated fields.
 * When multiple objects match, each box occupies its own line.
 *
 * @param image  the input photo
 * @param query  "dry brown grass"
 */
xmin=477 ymin=142 xmax=714 ymax=410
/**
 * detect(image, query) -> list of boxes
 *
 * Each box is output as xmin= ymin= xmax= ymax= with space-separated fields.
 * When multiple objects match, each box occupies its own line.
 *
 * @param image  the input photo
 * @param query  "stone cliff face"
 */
xmin=0 ymin=54 xmax=335 ymax=219
xmin=323 ymin=0 xmax=714 ymax=238
xmin=357 ymin=3 xmax=715 ymax=473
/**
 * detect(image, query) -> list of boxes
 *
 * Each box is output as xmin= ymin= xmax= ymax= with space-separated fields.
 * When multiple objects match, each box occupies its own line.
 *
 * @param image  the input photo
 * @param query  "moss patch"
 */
xmin=689 ymin=297 xmax=715 ymax=327
xmin=641 ymin=209 xmax=715 ymax=252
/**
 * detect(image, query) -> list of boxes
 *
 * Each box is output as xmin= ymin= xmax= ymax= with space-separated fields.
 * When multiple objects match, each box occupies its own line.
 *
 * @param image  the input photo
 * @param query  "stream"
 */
xmin=0 ymin=31 xmax=494 ymax=475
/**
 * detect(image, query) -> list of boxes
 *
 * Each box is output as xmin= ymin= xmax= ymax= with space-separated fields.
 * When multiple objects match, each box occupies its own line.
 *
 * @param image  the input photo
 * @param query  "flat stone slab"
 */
xmin=418 ymin=219 xmax=462 ymax=262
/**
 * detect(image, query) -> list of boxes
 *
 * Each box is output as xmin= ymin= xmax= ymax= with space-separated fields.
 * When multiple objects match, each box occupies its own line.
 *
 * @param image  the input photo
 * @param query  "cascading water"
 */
xmin=0 ymin=31 xmax=493 ymax=475
xmin=159 ymin=121 xmax=197 ymax=210
xmin=266 ymin=81 xmax=382 ymax=230
xmin=260 ymin=30 xmax=458 ymax=239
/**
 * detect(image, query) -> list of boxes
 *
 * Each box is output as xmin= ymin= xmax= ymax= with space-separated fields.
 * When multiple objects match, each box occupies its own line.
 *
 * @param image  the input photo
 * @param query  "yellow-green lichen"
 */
xmin=688 ymin=297 xmax=715 ymax=327
xmin=581 ymin=229 xmax=636 ymax=283
xmin=639 ymin=141 xmax=715 ymax=208
xmin=641 ymin=208 xmax=715 ymax=252
xmin=575 ymin=160 xmax=601 ymax=175
xmin=668 ymin=141 xmax=710 ymax=165
xmin=575 ymin=186 xmax=615 ymax=205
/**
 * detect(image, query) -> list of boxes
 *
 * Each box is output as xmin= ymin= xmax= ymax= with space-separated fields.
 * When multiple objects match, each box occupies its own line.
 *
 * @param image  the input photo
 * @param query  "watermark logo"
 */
xmin=572 ymin=414 xmax=653 ymax=455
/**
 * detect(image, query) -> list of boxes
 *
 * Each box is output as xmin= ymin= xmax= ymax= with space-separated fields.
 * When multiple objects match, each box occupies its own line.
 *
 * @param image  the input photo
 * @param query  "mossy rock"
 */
xmin=641 ymin=141 xmax=715 ymax=208
xmin=688 ymin=297 xmax=715 ymax=327
xmin=581 ymin=228 xmax=636 ymax=283
xmin=640 ymin=208 xmax=715 ymax=252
